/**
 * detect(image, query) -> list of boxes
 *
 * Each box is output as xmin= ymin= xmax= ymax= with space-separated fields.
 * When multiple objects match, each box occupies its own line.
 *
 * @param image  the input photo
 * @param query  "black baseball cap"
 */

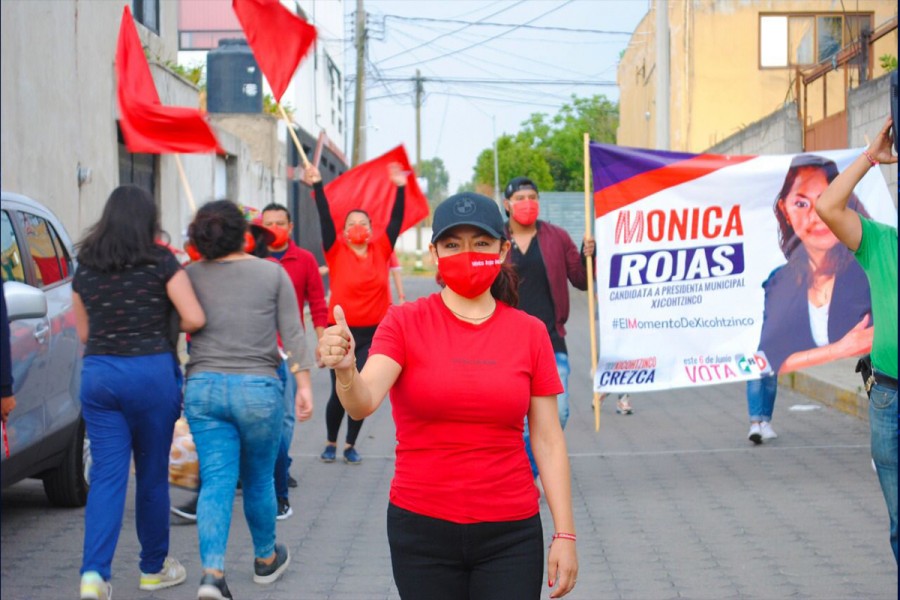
xmin=504 ymin=176 xmax=538 ymax=199
xmin=431 ymin=192 xmax=505 ymax=243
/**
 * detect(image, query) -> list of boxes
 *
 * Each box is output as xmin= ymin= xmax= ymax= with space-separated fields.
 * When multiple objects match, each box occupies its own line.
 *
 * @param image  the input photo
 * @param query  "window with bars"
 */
xmin=759 ymin=13 xmax=872 ymax=68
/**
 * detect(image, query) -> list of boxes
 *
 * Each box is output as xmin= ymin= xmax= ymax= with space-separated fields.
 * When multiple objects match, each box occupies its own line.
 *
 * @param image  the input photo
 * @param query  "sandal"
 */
xmin=615 ymin=395 xmax=633 ymax=415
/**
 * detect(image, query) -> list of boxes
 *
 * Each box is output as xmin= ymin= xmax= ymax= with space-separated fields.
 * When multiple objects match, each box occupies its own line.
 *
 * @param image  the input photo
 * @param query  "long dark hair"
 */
xmin=77 ymin=185 xmax=161 ymax=272
xmin=189 ymin=200 xmax=247 ymax=260
xmin=774 ymin=154 xmax=869 ymax=285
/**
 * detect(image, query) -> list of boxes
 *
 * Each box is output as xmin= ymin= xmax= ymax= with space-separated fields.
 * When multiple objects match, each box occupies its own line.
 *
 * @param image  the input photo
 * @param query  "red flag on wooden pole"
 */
xmin=116 ymin=6 xmax=221 ymax=154
xmin=232 ymin=0 xmax=317 ymax=104
xmin=322 ymin=146 xmax=430 ymax=238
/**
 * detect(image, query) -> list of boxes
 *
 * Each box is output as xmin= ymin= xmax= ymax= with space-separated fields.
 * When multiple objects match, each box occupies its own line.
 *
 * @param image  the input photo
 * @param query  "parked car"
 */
xmin=1 ymin=191 xmax=88 ymax=507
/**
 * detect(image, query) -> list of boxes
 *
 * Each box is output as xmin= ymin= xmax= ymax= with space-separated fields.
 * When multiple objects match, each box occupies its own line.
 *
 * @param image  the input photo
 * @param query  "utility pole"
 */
xmin=351 ymin=0 xmax=366 ymax=166
xmin=492 ymin=115 xmax=500 ymax=204
xmin=414 ymin=69 xmax=424 ymax=269
xmin=655 ymin=0 xmax=670 ymax=150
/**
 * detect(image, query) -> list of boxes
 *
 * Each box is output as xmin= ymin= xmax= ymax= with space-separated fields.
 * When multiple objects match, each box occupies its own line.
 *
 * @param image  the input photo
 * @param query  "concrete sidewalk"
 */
xmin=785 ymin=357 xmax=870 ymax=421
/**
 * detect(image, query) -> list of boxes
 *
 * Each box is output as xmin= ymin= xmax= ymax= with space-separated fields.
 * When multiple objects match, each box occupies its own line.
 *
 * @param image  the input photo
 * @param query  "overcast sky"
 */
xmin=350 ymin=0 xmax=651 ymax=193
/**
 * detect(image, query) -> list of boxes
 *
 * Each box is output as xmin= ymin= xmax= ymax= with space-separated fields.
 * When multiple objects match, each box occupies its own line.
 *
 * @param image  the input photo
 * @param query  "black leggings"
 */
xmin=387 ymin=503 xmax=544 ymax=600
xmin=325 ymin=325 xmax=376 ymax=446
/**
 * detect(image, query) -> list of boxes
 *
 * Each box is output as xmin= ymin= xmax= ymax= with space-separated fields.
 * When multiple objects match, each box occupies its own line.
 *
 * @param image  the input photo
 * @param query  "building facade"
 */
xmin=617 ymin=0 xmax=898 ymax=152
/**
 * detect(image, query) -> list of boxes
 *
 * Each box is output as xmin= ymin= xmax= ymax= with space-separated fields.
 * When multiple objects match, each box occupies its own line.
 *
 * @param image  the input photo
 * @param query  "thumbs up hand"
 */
xmin=319 ymin=305 xmax=356 ymax=370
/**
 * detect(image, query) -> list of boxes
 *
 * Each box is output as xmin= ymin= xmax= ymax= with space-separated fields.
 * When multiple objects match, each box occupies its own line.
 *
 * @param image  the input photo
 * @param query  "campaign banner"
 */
xmin=589 ymin=144 xmax=896 ymax=392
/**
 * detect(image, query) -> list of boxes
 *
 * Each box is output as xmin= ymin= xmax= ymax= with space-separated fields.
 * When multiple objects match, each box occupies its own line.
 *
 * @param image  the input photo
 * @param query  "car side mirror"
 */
xmin=3 ymin=281 xmax=49 ymax=321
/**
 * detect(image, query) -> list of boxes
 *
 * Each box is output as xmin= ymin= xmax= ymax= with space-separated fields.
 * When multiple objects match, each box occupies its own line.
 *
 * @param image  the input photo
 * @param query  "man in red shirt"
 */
xmin=261 ymin=203 xmax=328 ymax=519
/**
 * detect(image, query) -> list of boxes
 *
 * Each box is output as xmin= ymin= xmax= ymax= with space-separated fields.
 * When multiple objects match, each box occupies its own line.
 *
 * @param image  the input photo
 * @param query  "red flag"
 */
xmin=116 ymin=6 xmax=220 ymax=154
xmin=322 ymin=146 xmax=429 ymax=238
xmin=232 ymin=0 xmax=317 ymax=104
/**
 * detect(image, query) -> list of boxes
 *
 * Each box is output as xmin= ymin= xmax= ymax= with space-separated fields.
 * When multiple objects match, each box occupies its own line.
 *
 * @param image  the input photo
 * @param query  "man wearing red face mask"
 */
xmin=503 ymin=177 xmax=597 ymax=485
xmin=260 ymin=203 xmax=327 ymax=518
xmin=303 ymin=163 xmax=407 ymax=465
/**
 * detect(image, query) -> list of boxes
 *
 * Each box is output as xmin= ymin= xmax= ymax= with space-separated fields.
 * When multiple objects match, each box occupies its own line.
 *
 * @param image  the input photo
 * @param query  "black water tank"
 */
xmin=207 ymin=39 xmax=262 ymax=114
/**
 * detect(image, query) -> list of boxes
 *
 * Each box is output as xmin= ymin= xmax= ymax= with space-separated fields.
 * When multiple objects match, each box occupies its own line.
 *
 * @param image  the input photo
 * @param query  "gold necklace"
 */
xmin=445 ymin=302 xmax=496 ymax=322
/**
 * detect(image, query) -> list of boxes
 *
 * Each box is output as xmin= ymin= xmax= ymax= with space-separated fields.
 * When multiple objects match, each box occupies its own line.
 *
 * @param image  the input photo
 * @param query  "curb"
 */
xmin=781 ymin=358 xmax=869 ymax=421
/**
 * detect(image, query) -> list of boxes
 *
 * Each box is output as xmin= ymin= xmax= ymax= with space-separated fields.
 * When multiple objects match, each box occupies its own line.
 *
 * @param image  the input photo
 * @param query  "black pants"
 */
xmin=387 ymin=503 xmax=543 ymax=600
xmin=325 ymin=325 xmax=377 ymax=446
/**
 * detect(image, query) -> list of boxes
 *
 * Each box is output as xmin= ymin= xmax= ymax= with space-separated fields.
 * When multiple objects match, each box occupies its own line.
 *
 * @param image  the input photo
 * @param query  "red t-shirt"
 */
xmin=370 ymin=294 xmax=563 ymax=524
xmin=325 ymin=235 xmax=392 ymax=327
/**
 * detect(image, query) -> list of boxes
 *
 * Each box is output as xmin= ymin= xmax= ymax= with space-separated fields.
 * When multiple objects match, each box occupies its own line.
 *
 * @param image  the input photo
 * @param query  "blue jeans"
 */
xmin=868 ymin=380 xmax=898 ymax=564
xmin=184 ymin=372 xmax=284 ymax=571
xmin=747 ymin=374 xmax=777 ymax=422
xmin=80 ymin=353 xmax=182 ymax=580
xmin=524 ymin=352 xmax=570 ymax=479
xmin=274 ymin=360 xmax=297 ymax=500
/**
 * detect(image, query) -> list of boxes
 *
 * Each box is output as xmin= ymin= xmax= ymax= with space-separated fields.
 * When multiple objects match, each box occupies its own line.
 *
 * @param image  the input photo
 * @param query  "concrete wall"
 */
xmin=618 ymin=0 xmax=898 ymax=152
xmin=848 ymin=74 xmax=898 ymax=208
xmin=1 ymin=0 xmax=287 ymax=249
xmin=706 ymin=103 xmax=803 ymax=156
xmin=707 ymin=73 xmax=898 ymax=209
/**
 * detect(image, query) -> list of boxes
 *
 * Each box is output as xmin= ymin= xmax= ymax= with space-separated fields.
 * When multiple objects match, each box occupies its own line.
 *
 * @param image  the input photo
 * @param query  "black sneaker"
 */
xmin=287 ymin=474 xmax=298 ymax=488
xmin=253 ymin=543 xmax=290 ymax=584
xmin=170 ymin=497 xmax=197 ymax=521
xmin=276 ymin=497 xmax=293 ymax=521
xmin=197 ymin=573 xmax=232 ymax=600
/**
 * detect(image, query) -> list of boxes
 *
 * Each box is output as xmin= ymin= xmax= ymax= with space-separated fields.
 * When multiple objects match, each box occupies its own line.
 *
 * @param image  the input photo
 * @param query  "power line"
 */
xmin=374 ymin=1 xmax=526 ymax=65
xmin=378 ymin=0 xmax=576 ymax=73
xmin=382 ymin=14 xmax=632 ymax=36
xmin=366 ymin=76 xmax=617 ymax=86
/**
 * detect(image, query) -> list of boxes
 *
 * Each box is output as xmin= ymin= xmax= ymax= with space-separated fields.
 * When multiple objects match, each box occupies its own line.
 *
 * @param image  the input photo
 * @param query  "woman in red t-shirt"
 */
xmin=319 ymin=193 xmax=578 ymax=599
xmin=304 ymin=163 xmax=407 ymax=466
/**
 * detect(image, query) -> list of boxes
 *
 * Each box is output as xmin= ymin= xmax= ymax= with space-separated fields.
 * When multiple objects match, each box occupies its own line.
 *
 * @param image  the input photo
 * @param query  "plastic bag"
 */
xmin=168 ymin=417 xmax=199 ymax=490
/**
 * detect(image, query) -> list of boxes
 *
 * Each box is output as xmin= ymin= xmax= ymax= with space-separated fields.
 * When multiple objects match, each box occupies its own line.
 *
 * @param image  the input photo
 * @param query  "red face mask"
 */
xmin=437 ymin=252 xmax=502 ymax=299
xmin=511 ymin=200 xmax=539 ymax=226
xmin=184 ymin=242 xmax=202 ymax=262
xmin=347 ymin=224 xmax=370 ymax=245
xmin=269 ymin=226 xmax=290 ymax=248
xmin=243 ymin=231 xmax=256 ymax=253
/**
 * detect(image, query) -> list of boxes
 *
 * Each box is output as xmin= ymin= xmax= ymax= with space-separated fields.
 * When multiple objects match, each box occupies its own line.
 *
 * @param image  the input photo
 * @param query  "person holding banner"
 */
xmin=814 ymin=117 xmax=898 ymax=564
xmin=318 ymin=192 xmax=578 ymax=599
xmin=748 ymin=154 xmax=874 ymax=444
xmin=184 ymin=200 xmax=313 ymax=599
xmin=502 ymin=176 xmax=596 ymax=482
xmin=303 ymin=163 xmax=407 ymax=465
xmin=73 ymin=186 xmax=205 ymax=600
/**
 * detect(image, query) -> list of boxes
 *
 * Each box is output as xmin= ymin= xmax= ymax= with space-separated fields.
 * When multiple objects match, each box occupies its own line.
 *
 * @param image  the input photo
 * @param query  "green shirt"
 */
xmin=854 ymin=217 xmax=898 ymax=378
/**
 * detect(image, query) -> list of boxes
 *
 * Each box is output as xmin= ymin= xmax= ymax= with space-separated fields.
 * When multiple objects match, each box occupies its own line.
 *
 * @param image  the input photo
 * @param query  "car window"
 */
xmin=20 ymin=212 xmax=71 ymax=287
xmin=1 ymin=210 xmax=26 ymax=283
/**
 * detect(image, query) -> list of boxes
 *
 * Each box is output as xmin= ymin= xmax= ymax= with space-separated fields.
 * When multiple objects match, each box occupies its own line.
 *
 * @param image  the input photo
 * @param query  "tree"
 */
xmin=472 ymin=134 xmax=554 ymax=197
xmin=417 ymin=157 xmax=450 ymax=209
xmin=470 ymin=94 xmax=618 ymax=192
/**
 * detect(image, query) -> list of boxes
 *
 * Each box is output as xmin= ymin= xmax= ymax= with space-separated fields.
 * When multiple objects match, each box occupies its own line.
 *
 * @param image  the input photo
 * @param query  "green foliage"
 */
xmin=473 ymin=134 xmax=554 ymax=194
xmin=879 ymin=54 xmax=898 ymax=72
xmin=456 ymin=181 xmax=475 ymax=194
xmin=471 ymin=94 xmax=618 ymax=192
xmin=416 ymin=157 xmax=450 ymax=206
xmin=263 ymin=94 xmax=295 ymax=120
xmin=164 ymin=60 xmax=204 ymax=86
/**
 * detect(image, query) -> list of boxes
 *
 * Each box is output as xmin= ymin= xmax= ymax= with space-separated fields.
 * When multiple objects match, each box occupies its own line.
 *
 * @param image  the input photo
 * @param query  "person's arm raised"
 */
xmin=385 ymin=163 xmax=407 ymax=247
xmin=318 ymin=305 xmax=400 ymax=419
xmin=304 ymin=165 xmax=337 ymax=251
xmin=816 ymin=117 xmax=896 ymax=252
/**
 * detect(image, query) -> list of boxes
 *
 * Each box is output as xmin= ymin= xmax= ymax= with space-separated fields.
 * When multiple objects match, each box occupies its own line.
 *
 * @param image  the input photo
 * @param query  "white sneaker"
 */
xmin=748 ymin=423 xmax=762 ymax=444
xmin=139 ymin=556 xmax=187 ymax=590
xmin=760 ymin=421 xmax=778 ymax=440
xmin=80 ymin=571 xmax=111 ymax=600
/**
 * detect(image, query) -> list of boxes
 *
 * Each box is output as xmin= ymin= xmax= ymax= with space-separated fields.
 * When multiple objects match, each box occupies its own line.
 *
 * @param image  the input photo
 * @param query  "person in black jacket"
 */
xmin=1 ymin=281 xmax=15 ymax=424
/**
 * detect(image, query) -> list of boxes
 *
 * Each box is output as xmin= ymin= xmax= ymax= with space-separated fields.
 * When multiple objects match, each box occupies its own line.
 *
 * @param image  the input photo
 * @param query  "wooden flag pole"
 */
xmin=583 ymin=133 xmax=601 ymax=432
xmin=173 ymin=154 xmax=197 ymax=214
xmin=277 ymin=103 xmax=311 ymax=169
